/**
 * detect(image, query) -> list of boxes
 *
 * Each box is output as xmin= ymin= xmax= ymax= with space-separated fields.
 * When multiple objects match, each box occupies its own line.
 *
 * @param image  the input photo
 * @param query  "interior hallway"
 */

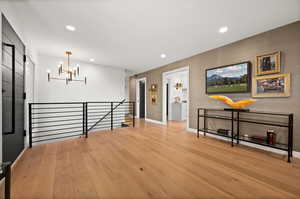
xmin=11 ymin=120 xmax=300 ymax=199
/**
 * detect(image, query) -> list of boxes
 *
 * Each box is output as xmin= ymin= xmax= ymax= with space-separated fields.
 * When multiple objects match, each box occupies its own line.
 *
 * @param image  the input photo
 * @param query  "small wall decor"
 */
xmin=149 ymin=84 xmax=158 ymax=104
xmin=209 ymin=95 xmax=256 ymax=109
xmin=256 ymin=51 xmax=281 ymax=76
xmin=174 ymin=82 xmax=183 ymax=90
xmin=174 ymin=96 xmax=181 ymax=103
xmin=252 ymin=73 xmax=290 ymax=98
xmin=149 ymin=84 xmax=157 ymax=92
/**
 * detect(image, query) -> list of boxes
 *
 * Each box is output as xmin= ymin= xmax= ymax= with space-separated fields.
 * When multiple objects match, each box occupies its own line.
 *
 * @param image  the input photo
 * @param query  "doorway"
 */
xmin=139 ymin=81 xmax=145 ymax=118
xmin=2 ymin=14 xmax=26 ymax=162
xmin=166 ymin=83 xmax=169 ymax=121
xmin=162 ymin=67 xmax=189 ymax=129
xmin=136 ymin=78 xmax=147 ymax=118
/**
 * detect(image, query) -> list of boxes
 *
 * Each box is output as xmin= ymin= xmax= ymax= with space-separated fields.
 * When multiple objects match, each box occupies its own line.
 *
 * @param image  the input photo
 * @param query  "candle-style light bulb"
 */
xmin=47 ymin=69 xmax=51 ymax=81
xmin=77 ymin=64 xmax=80 ymax=75
xmin=57 ymin=64 xmax=61 ymax=75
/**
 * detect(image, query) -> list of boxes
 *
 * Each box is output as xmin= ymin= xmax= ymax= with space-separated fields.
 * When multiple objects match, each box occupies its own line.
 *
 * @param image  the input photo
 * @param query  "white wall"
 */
xmin=124 ymin=69 xmax=135 ymax=100
xmin=36 ymin=54 xmax=126 ymax=102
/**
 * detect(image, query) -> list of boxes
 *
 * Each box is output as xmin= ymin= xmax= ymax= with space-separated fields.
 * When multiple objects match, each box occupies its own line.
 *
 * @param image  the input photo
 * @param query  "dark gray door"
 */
xmin=139 ymin=81 xmax=145 ymax=118
xmin=166 ymin=83 xmax=169 ymax=120
xmin=2 ymin=14 xmax=25 ymax=162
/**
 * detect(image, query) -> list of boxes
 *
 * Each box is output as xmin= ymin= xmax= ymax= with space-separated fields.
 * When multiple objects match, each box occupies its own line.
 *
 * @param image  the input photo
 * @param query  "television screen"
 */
xmin=206 ymin=62 xmax=251 ymax=94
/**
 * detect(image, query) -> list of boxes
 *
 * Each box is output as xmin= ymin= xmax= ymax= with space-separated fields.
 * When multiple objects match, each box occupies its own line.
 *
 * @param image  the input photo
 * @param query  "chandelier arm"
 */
xmin=49 ymin=51 xmax=86 ymax=84
xmin=49 ymin=77 xmax=68 ymax=81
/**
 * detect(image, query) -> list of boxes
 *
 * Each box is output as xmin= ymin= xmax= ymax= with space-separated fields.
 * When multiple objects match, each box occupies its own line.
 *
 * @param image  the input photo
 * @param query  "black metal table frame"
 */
xmin=197 ymin=108 xmax=293 ymax=163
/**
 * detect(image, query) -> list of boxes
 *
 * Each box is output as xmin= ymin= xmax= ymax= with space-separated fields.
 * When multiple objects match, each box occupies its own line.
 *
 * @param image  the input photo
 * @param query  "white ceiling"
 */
xmin=2 ymin=0 xmax=300 ymax=73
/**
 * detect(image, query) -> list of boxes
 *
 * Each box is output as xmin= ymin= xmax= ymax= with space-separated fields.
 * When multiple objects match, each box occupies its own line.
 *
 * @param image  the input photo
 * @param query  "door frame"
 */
xmin=162 ymin=66 xmax=189 ymax=128
xmin=135 ymin=77 xmax=147 ymax=118
xmin=24 ymin=55 xmax=35 ymax=147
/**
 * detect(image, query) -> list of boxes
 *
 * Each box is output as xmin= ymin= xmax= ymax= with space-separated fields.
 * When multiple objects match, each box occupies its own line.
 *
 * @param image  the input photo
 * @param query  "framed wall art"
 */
xmin=149 ymin=84 xmax=158 ymax=104
xmin=256 ymin=51 xmax=281 ymax=76
xmin=252 ymin=73 xmax=290 ymax=98
xmin=206 ymin=61 xmax=251 ymax=94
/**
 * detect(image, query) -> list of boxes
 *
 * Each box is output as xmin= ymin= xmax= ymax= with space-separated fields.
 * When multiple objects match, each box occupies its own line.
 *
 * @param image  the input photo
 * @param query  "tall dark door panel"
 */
xmin=166 ymin=83 xmax=169 ymax=120
xmin=2 ymin=14 xmax=25 ymax=162
xmin=139 ymin=81 xmax=145 ymax=118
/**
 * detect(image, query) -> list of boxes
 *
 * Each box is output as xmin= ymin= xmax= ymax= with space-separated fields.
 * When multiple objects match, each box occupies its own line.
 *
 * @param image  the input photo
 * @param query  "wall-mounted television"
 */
xmin=206 ymin=61 xmax=251 ymax=94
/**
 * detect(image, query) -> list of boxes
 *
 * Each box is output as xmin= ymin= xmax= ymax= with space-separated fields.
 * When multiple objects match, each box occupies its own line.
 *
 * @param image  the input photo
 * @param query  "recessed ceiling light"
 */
xmin=160 ymin=54 xmax=166 ymax=59
xmin=89 ymin=58 xmax=95 ymax=62
xmin=219 ymin=26 xmax=228 ymax=33
xmin=66 ymin=25 xmax=76 ymax=31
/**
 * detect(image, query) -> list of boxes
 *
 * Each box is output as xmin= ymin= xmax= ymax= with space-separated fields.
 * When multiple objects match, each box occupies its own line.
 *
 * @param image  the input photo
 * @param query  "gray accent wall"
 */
xmin=130 ymin=21 xmax=300 ymax=151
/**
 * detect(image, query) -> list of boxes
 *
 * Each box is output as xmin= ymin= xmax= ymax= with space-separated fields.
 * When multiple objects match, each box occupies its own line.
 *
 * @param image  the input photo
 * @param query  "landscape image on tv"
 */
xmin=206 ymin=62 xmax=250 ymax=93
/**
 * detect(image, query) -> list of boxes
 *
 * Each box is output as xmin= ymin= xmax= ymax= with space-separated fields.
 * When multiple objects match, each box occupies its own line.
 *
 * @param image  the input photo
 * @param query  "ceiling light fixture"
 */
xmin=160 ymin=54 xmax=166 ymax=59
xmin=89 ymin=58 xmax=95 ymax=62
xmin=66 ymin=25 xmax=76 ymax=31
xmin=47 ymin=51 xmax=87 ymax=85
xmin=219 ymin=26 xmax=228 ymax=33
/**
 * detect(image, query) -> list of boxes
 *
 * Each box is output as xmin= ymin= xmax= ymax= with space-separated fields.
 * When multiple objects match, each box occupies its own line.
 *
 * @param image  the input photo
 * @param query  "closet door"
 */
xmin=2 ymin=14 xmax=25 ymax=162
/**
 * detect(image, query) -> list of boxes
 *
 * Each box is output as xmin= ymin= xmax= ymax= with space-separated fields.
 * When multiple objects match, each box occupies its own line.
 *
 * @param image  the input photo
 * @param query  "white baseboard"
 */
xmin=293 ymin=151 xmax=300 ymax=159
xmin=186 ymin=128 xmax=197 ymax=133
xmin=11 ymin=147 xmax=28 ymax=169
xmin=186 ymin=128 xmax=300 ymax=159
xmin=145 ymin=118 xmax=166 ymax=125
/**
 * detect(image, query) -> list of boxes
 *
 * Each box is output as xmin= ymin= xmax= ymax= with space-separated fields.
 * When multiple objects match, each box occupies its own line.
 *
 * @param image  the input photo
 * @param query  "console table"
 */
xmin=197 ymin=108 xmax=294 ymax=162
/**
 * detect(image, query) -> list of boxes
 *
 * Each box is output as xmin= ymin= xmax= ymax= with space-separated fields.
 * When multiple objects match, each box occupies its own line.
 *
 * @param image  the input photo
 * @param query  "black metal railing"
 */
xmin=0 ymin=162 xmax=12 ymax=199
xmin=29 ymin=101 xmax=135 ymax=147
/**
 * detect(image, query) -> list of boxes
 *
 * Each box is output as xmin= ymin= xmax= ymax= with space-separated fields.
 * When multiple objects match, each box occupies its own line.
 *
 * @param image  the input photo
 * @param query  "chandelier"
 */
xmin=47 ymin=51 xmax=87 ymax=84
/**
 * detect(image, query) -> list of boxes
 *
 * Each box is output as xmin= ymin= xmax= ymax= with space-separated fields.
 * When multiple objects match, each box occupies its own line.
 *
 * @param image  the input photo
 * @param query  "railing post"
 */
xmin=29 ymin=103 xmax=33 ymax=148
xmin=111 ymin=102 xmax=113 ymax=131
xmin=3 ymin=162 xmax=11 ymax=199
xmin=132 ymin=102 xmax=135 ymax=127
xmin=197 ymin=109 xmax=199 ymax=138
xmin=85 ymin=102 xmax=88 ymax=138
xmin=82 ymin=102 xmax=85 ymax=137
xmin=203 ymin=109 xmax=207 ymax=136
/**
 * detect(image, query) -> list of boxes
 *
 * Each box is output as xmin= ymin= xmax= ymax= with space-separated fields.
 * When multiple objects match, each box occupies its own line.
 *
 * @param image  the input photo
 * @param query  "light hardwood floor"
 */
xmin=11 ymin=120 xmax=300 ymax=199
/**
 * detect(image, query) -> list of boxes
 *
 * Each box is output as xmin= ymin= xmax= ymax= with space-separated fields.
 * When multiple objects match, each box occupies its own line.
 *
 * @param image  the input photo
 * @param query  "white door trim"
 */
xmin=136 ymin=77 xmax=147 ymax=118
xmin=162 ymin=66 xmax=190 ymax=128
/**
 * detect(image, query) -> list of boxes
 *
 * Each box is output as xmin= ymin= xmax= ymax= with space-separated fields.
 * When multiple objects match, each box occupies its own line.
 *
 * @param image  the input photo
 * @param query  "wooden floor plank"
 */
xmin=11 ymin=120 xmax=300 ymax=199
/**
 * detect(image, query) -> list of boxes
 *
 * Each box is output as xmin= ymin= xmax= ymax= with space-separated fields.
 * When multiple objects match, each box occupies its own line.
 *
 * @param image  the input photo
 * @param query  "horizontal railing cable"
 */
xmin=29 ymin=100 xmax=135 ymax=147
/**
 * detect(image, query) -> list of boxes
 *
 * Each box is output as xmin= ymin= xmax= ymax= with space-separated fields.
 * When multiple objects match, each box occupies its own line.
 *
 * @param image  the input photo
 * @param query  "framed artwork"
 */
xmin=149 ymin=84 xmax=158 ymax=104
xmin=252 ymin=73 xmax=290 ymax=98
xmin=149 ymin=84 xmax=157 ymax=92
xmin=256 ymin=51 xmax=281 ymax=76
xmin=206 ymin=61 xmax=251 ymax=94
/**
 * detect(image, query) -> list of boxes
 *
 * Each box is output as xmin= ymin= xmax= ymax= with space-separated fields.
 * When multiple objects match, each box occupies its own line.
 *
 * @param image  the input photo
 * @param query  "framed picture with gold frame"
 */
xmin=149 ymin=84 xmax=158 ymax=104
xmin=252 ymin=73 xmax=290 ymax=98
xmin=256 ymin=51 xmax=281 ymax=76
